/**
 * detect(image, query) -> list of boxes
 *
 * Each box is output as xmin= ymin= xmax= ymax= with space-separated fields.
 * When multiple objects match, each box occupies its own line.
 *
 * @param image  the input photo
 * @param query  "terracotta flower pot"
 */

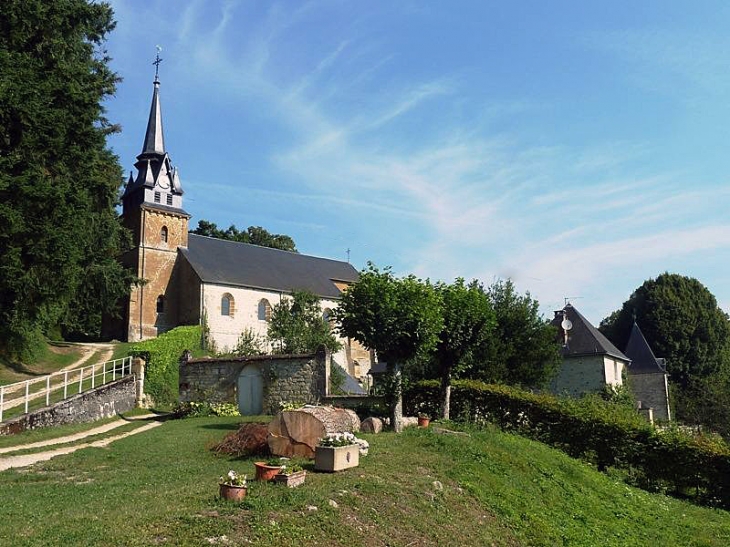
xmin=254 ymin=462 xmax=282 ymax=481
xmin=418 ymin=416 xmax=430 ymax=428
xmin=219 ymin=484 xmax=247 ymax=501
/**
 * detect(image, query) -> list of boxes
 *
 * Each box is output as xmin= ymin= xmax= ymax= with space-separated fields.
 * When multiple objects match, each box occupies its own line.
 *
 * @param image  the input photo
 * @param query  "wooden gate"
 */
xmin=237 ymin=365 xmax=263 ymax=415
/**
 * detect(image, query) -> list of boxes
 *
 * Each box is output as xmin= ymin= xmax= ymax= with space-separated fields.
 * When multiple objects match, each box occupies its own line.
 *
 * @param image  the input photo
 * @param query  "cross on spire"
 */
xmin=153 ymin=46 xmax=163 ymax=82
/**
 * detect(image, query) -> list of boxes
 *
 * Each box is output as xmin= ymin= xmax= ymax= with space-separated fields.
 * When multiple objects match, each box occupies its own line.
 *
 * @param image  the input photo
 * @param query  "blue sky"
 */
xmin=104 ymin=1 xmax=730 ymax=325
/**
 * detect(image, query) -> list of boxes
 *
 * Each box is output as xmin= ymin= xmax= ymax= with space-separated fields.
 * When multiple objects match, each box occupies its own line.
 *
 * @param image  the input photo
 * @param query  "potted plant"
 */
xmin=315 ymin=432 xmax=361 ymax=472
xmin=274 ymin=463 xmax=306 ymax=488
xmin=254 ymin=458 xmax=284 ymax=481
xmin=219 ymin=470 xmax=248 ymax=501
xmin=418 ymin=413 xmax=430 ymax=428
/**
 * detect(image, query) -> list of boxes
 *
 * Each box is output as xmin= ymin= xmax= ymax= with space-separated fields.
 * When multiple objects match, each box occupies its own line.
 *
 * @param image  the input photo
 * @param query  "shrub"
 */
xmin=404 ymin=379 xmax=730 ymax=508
xmin=173 ymin=401 xmax=240 ymax=419
xmin=130 ymin=326 xmax=203 ymax=405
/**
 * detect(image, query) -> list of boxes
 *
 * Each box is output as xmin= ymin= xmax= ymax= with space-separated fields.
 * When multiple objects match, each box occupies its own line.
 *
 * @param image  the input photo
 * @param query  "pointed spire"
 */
xmin=144 ymin=159 xmax=155 ymax=185
xmin=141 ymin=77 xmax=165 ymax=155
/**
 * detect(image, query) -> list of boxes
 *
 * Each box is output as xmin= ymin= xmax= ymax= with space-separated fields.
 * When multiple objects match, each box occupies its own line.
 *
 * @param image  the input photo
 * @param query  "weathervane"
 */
xmin=153 ymin=45 xmax=163 ymax=82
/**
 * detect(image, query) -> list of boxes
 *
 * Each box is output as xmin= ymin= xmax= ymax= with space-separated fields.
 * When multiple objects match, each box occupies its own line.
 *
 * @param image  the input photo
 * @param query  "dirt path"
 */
xmin=61 ymin=342 xmax=116 ymax=372
xmin=0 ymin=421 xmax=162 ymax=471
xmin=1 ymin=343 xmax=120 ymax=412
xmin=0 ymin=414 xmax=155 ymax=455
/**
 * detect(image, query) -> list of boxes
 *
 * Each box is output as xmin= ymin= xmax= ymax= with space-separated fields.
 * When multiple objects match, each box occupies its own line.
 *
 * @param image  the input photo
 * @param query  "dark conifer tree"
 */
xmin=0 ymin=1 xmax=135 ymax=356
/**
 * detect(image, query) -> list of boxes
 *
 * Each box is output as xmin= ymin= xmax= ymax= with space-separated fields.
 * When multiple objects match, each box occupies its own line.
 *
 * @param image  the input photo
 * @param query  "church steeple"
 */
xmin=141 ymin=75 xmax=165 ymax=155
xmin=122 ymin=50 xmax=185 ymax=214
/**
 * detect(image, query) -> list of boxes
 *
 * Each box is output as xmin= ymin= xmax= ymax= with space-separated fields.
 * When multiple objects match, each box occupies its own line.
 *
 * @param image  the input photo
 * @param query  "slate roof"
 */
xmin=624 ymin=322 xmax=667 ymax=375
xmin=180 ymin=234 xmax=358 ymax=299
xmin=551 ymin=304 xmax=629 ymax=362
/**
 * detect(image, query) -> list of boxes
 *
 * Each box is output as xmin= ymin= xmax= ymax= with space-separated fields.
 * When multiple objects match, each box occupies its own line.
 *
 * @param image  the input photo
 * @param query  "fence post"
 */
xmin=132 ymin=357 xmax=146 ymax=407
xmin=78 ymin=368 xmax=83 ymax=393
xmin=0 ymin=386 xmax=4 ymax=422
xmin=103 ymin=362 xmax=107 ymax=385
xmin=64 ymin=371 xmax=68 ymax=399
xmin=46 ymin=375 xmax=51 ymax=406
xmin=91 ymin=364 xmax=95 ymax=390
xmin=25 ymin=380 xmax=30 ymax=414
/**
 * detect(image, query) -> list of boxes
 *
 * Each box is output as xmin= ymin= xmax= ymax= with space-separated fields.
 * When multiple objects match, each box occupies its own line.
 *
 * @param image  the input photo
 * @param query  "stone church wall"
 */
xmin=179 ymin=351 xmax=329 ymax=415
xmin=200 ymin=284 xmax=358 ymax=374
xmin=125 ymin=206 xmax=189 ymax=342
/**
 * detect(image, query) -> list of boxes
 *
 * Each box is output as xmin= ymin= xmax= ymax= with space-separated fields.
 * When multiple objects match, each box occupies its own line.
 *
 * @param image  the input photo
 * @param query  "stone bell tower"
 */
xmin=120 ymin=54 xmax=189 ymax=341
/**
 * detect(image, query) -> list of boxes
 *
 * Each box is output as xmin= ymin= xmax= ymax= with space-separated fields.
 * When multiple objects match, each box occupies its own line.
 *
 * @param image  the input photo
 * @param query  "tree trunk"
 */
xmin=440 ymin=366 xmax=452 ymax=421
xmin=268 ymin=406 xmax=361 ymax=458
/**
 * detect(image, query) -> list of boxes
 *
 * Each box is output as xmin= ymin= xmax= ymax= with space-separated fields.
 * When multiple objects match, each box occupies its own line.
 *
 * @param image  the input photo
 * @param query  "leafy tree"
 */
xmin=433 ymin=278 xmax=495 ymax=420
xmin=232 ymin=327 xmax=266 ymax=356
xmin=474 ymin=280 xmax=561 ymax=387
xmin=335 ymin=264 xmax=443 ymax=431
xmin=267 ymin=290 xmax=341 ymax=354
xmin=599 ymin=273 xmax=730 ymax=389
xmin=191 ymin=220 xmax=297 ymax=252
xmin=0 ymin=0 xmax=136 ymax=358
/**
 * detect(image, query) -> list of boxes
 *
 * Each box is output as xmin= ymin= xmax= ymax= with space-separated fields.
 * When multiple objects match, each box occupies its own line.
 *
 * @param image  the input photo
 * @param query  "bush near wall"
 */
xmin=404 ymin=379 xmax=730 ymax=508
xmin=130 ymin=326 xmax=203 ymax=405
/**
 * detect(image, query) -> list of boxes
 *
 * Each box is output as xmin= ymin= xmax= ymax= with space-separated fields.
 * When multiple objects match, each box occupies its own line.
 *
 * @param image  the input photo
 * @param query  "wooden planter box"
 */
xmin=274 ymin=470 xmax=306 ymax=488
xmin=314 ymin=444 xmax=359 ymax=472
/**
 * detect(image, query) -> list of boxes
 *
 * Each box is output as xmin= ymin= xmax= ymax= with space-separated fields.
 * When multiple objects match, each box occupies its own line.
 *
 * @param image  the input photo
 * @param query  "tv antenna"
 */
xmin=561 ymin=309 xmax=572 ymax=346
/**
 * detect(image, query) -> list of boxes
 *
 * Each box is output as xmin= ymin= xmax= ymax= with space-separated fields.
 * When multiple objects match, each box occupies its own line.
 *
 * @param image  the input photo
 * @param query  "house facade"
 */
xmin=549 ymin=304 xmax=630 ymax=397
xmin=111 ymin=70 xmax=371 ymax=379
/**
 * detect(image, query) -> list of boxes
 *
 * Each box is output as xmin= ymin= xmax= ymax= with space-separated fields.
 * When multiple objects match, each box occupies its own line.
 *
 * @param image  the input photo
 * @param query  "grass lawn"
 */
xmin=1 ymin=418 xmax=730 ymax=546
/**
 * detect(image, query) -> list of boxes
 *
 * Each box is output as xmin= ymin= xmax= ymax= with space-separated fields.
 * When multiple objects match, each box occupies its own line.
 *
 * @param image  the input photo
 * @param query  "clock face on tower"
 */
xmin=157 ymin=176 xmax=169 ymax=190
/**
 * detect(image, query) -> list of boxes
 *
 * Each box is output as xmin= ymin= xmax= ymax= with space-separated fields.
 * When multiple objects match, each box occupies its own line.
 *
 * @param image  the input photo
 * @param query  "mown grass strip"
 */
xmin=0 ymin=417 xmax=729 ymax=546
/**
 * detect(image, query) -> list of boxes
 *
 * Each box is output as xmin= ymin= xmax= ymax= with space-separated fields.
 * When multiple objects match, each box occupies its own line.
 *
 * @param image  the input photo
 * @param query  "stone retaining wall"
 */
xmin=0 ymin=375 xmax=137 ymax=435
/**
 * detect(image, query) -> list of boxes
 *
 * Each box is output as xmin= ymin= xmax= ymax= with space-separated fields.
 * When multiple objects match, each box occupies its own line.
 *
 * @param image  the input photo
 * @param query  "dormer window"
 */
xmin=154 ymin=191 xmax=161 ymax=203
xmin=166 ymin=193 xmax=173 ymax=206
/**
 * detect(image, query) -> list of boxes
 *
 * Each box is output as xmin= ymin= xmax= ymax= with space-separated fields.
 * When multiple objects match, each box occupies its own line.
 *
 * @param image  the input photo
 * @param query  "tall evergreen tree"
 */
xmin=0 ymin=1 xmax=135 ymax=357
xmin=599 ymin=273 xmax=730 ymax=389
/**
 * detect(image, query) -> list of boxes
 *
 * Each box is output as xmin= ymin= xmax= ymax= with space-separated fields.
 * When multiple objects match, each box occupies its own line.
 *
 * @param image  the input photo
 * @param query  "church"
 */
xmin=111 ymin=67 xmax=371 ymax=379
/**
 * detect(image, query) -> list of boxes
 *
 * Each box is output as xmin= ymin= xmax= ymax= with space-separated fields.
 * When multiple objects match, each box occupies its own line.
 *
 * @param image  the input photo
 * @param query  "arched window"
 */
xmin=258 ymin=299 xmax=272 ymax=321
xmin=323 ymin=308 xmax=334 ymax=329
xmin=160 ymin=226 xmax=168 ymax=243
xmin=221 ymin=293 xmax=234 ymax=317
xmin=156 ymin=295 xmax=165 ymax=313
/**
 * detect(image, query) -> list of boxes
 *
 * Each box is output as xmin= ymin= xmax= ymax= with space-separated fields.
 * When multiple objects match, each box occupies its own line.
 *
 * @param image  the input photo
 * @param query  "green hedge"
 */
xmin=405 ymin=379 xmax=730 ymax=508
xmin=130 ymin=326 xmax=202 ymax=405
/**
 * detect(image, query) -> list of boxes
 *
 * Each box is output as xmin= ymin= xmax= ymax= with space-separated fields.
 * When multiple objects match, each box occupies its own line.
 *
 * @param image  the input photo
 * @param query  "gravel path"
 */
xmin=0 ymin=417 xmax=162 ymax=471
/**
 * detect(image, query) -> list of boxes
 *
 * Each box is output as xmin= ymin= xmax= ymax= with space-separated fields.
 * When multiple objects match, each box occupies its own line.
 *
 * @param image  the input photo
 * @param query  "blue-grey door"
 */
xmin=237 ymin=365 xmax=264 ymax=415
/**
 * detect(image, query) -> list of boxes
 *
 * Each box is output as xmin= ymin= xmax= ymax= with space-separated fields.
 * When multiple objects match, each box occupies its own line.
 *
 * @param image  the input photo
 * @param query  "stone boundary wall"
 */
xmin=179 ymin=351 xmax=329 ymax=415
xmin=0 ymin=375 xmax=137 ymax=436
xmin=321 ymin=395 xmax=385 ymax=410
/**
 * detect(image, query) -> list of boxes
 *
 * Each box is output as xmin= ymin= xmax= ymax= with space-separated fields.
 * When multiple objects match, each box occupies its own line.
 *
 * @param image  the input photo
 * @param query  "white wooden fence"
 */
xmin=0 ymin=356 xmax=133 ymax=423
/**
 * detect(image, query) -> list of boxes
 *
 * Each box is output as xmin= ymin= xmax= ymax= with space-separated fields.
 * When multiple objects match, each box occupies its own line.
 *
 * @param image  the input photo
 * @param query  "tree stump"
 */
xmin=268 ymin=406 xmax=361 ymax=458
